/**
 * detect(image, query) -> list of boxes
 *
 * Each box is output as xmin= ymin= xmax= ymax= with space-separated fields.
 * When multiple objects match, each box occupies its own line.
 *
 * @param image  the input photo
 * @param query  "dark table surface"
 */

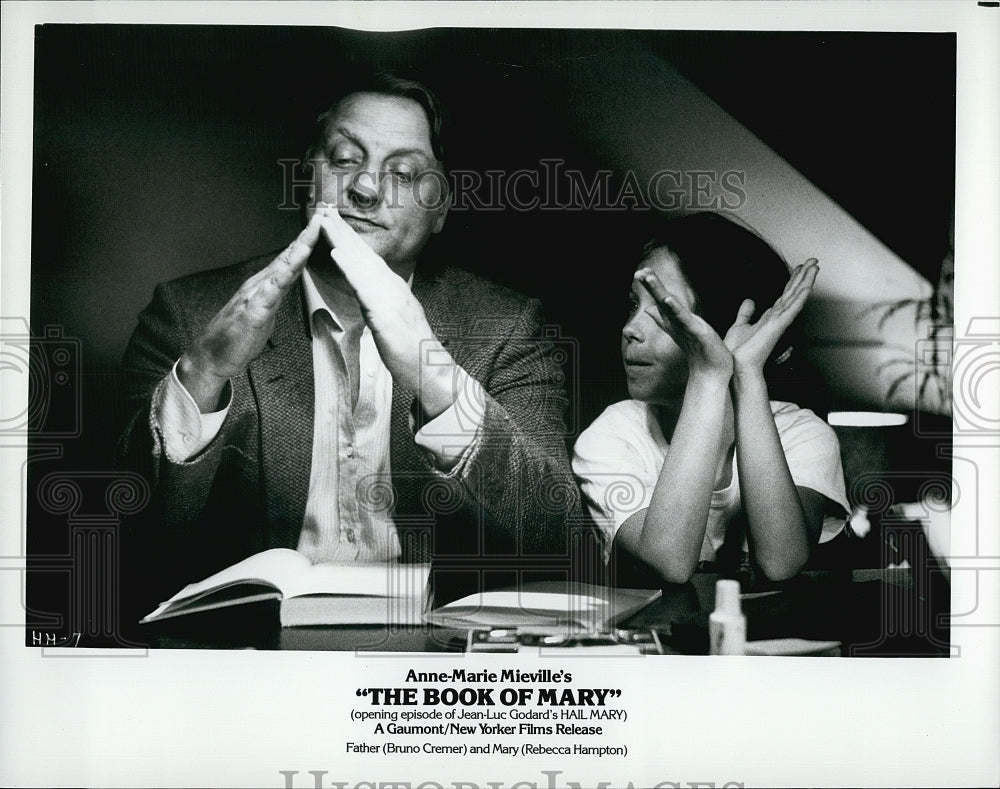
xmin=144 ymin=567 xmax=951 ymax=657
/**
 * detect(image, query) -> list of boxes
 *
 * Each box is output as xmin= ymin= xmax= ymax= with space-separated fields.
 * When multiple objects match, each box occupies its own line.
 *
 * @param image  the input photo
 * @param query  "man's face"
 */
xmin=306 ymin=92 xmax=449 ymax=279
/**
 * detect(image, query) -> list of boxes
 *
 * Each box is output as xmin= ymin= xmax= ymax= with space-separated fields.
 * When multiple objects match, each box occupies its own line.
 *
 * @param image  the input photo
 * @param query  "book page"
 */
xmin=426 ymin=590 xmax=606 ymax=628
xmin=425 ymin=582 xmax=659 ymax=629
xmin=444 ymin=591 xmax=605 ymax=612
xmin=163 ymin=548 xmax=309 ymax=604
xmin=164 ymin=550 xmax=429 ymax=603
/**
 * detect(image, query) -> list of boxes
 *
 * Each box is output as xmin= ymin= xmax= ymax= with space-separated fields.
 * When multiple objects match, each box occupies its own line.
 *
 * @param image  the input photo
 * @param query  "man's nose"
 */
xmin=346 ymin=169 xmax=381 ymax=209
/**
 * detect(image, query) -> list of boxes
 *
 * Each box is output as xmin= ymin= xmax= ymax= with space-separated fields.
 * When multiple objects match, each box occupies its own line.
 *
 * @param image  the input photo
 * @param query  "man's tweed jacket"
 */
xmin=117 ymin=255 xmax=582 ymax=604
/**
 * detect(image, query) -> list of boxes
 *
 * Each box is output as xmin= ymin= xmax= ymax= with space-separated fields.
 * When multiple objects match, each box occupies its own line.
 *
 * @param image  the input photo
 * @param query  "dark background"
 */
xmin=25 ymin=26 xmax=955 ymax=643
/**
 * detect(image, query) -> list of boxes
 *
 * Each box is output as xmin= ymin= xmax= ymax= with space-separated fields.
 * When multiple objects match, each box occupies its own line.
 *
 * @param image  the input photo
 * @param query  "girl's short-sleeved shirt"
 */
xmin=572 ymin=399 xmax=851 ymax=563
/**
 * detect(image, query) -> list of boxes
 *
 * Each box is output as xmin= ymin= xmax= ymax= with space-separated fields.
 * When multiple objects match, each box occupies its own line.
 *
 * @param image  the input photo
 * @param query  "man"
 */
xmin=117 ymin=73 xmax=581 ymax=608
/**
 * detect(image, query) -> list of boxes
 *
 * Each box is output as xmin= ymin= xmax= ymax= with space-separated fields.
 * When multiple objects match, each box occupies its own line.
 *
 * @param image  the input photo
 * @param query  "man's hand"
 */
xmin=637 ymin=268 xmax=734 ymax=381
xmin=177 ymin=213 xmax=324 ymax=412
xmin=317 ymin=204 xmax=464 ymax=419
xmin=723 ymin=259 xmax=818 ymax=375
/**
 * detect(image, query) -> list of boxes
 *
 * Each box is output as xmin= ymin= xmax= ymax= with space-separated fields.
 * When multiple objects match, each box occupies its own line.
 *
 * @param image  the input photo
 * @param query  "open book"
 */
xmin=422 ymin=581 xmax=661 ymax=631
xmin=140 ymin=548 xmax=430 ymax=627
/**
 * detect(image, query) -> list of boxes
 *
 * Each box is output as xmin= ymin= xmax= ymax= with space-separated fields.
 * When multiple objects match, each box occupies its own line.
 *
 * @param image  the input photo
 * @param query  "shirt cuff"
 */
xmin=413 ymin=375 xmax=487 ymax=471
xmin=152 ymin=360 xmax=231 ymax=462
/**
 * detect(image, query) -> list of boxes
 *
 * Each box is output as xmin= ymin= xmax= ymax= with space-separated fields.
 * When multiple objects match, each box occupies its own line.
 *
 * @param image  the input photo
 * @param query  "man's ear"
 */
xmin=431 ymin=185 xmax=451 ymax=235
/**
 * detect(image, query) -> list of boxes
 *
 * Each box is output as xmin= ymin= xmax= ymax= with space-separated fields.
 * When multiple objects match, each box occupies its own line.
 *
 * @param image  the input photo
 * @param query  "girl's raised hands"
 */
xmin=723 ymin=259 xmax=819 ymax=373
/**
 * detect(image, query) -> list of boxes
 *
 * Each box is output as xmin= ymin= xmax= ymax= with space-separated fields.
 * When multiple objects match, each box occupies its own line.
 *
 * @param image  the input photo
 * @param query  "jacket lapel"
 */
xmin=390 ymin=275 xmax=434 ymax=523
xmin=392 ymin=268 xmax=461 ymax=442
xmin=390 ymin=271 xmax=460 ymax=558
xmin=248 ymin=284 xmax=314 ymax=549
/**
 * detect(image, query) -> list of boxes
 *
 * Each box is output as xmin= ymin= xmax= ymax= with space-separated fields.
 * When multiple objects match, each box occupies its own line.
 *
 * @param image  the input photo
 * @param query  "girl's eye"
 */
xmin=627 ymin=296 xmax=639 ymax=316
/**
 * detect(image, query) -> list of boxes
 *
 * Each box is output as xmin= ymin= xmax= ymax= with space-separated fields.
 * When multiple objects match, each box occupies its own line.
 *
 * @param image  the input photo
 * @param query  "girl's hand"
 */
xmin=724 ymin=259 xmax=819 ymax=374
xmin=636 ymin=269 xmax=733 ymax=379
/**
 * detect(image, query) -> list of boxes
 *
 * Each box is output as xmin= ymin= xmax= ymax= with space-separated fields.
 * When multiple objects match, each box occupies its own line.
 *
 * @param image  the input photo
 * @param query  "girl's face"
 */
xmin=622 ymin=247 xmax=697 ymax=404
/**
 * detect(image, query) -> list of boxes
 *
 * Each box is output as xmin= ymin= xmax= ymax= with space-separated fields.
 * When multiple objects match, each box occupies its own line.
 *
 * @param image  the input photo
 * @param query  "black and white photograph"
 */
xmin=2 ymin=2 xmax=998 ymax=787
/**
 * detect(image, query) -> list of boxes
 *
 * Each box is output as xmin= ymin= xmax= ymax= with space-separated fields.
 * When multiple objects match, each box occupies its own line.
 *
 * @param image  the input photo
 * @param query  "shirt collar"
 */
xmin=301 ymin=267 xmax=339 ymax=328
xmin=302 ymin=266 xmax=415 ymax=335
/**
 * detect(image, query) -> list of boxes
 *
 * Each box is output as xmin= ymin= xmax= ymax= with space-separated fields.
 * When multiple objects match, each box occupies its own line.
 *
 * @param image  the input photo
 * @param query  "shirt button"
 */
xmin=345 ymin=445 xmax=354 ymax=458
xmin=344 ymin=529 xmax=356 ymax=543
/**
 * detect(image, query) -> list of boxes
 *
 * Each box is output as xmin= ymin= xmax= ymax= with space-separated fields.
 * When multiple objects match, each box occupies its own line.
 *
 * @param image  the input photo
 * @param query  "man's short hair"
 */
xmin=308 ymin=70 xmax=447 ymax=169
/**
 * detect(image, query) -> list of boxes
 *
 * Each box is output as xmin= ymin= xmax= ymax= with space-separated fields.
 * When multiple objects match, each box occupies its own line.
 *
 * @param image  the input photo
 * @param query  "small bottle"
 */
xmin=709 ymin=579 xmax=746 ymax=655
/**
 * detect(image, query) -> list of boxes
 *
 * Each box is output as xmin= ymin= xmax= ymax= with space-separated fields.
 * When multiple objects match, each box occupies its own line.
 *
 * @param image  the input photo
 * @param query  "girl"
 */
xmin=573 ymin=212 xmax=849 ymax=584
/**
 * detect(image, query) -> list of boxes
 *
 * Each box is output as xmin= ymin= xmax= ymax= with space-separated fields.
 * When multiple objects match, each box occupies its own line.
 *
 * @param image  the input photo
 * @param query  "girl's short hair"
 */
xmin=641 ymin=211 xmax=825 ymax=410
